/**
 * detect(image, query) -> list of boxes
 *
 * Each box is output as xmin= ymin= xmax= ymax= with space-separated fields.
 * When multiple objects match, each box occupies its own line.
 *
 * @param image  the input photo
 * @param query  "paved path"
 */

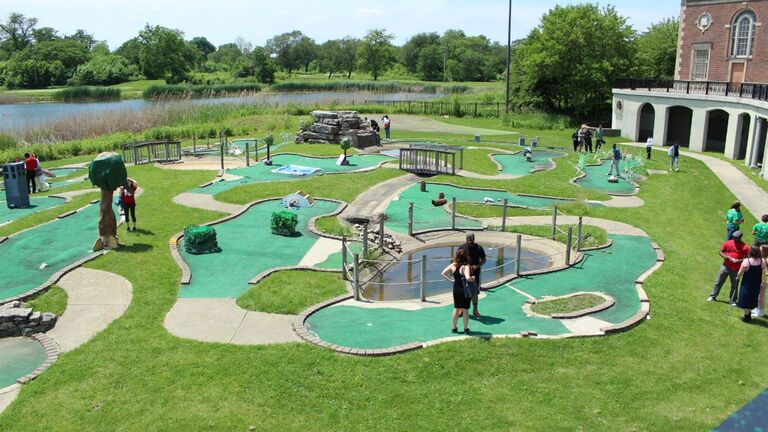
xmin=47 ymin=268 xmax=133 ymax=353
xmin=164 ymin=298 xmax=299 ymax=345
xmin=375 ymin=114 xmax=513 ymax=136
xmin=173 ymin=192 xmax=244 ymax=215
xmin=622 ymin=142 xmax=768 ymax=217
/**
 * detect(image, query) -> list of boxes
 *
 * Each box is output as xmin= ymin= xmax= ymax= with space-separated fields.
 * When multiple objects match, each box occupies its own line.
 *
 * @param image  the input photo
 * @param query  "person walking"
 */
xmin=381 ymin=115 xmax=391 ymax=141
xmin=23 ymin=152 xmax=37 ymax=194
xmin=736 ymin=246 xmax=768 ymax=323
xmin=725 ymin=201 xmax=744 ymax=241
xmin=645 ymin=137 xmax=653 ymax=160
xmin=595 ymin=125 xmax=605 ymax=151
xmin=669 ymin=142 xmax=680 ymax=172
xmin=571 ymin=129 xmax=579 ymax=152
xmin=120 ymin=178 xmax=139 ymax=231
xmin=584 ymin=127 xmax=593 ymax=153
xmin=607 ymin=144 xmax=622 ymax=177
xmin=752 ymin=244 xmax=768 ymax=318
xmin=708 ymin=230 xmax=750 ymax=305
xmin=752 ymin=214 xmax=768 ymax=246
xmin=458 ymin=233 xmax=486 ymax=317
xmin=577 ymin=127 xmax=586 ymax=152
xmin=442 ymin=249 xmax=475 ymax=334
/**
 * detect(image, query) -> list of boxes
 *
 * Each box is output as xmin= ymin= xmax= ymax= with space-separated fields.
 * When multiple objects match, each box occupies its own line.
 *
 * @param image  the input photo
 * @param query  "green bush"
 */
xmin=0 ymin=134 xmax=17 ymax=151
xmin=270 ymin=211 xmax=298 ymax=237
xmin=51 ymin=86 xmax=122 ymax=102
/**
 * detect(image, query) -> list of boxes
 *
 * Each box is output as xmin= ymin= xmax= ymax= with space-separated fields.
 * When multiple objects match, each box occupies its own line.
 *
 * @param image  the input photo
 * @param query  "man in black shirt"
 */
xmin=458 ymin=233 xmax=486 ymax=317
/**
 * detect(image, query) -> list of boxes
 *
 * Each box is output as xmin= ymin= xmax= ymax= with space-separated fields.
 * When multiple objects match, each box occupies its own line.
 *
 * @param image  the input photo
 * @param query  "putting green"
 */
xmin=0 ymin=203 xmax=110 ymax=302
xmin=491 ymin=150 xmax=565 ymax=176
xmin=179 ymin=199 xmax=344 ymax=298
xmin=0 ymin=337 xmax=46 ymax=388
xmin=575 ymin=160 xmax=637 ymax=195
xmin=0 ymin=196 xmax=65 ymax=225
xmin=192 ymin=154 xmax=393 ymax=195
xmin=385 ymin=183 xmax=582 ymax=234
xmin=305 ymin=234 xmax=656 ymax=349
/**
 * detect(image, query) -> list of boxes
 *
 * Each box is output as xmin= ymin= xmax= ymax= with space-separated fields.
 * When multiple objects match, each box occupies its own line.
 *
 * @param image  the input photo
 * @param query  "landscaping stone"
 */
xmin=0 ymin=301 xmax=57 ymax=337
xmin=296 ymin=110 xmax=381 ymax=148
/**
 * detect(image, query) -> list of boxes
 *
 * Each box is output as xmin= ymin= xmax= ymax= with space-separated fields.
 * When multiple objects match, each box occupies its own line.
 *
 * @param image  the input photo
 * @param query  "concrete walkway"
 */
xmin=164 ymin=298 xmax=300 ymax=345
xmin=173 ymin=192 xmax=244 ymax=215
xmin=623 ymin=142 xmax=768 ymax=217
xmin=375 ymin=114 xmax=514 ymax=136
xmin=47 ymin=268 xmax=133 ymax=353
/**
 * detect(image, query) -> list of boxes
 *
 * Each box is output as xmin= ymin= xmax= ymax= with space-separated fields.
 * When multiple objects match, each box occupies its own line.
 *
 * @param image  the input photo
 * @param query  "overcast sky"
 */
xmin=0 ymin=0 xmax=680 ymax=49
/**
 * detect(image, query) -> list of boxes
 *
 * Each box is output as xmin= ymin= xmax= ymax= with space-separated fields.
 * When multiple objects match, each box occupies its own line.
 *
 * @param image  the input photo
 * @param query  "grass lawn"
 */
xmin=236 ymin=270 xmax=347 ymax=314
xmin=531 ymin=293 xmax=605 ymax=315
xmin=1 ymin=123 xmax=767 ymax=431
xmin=497 ymin=224 xmax=609 ymax=250
xmin=314 ymin=215 xmax=352 ymax=237
xmin=27 ymin=285 xmax=68 ymax=316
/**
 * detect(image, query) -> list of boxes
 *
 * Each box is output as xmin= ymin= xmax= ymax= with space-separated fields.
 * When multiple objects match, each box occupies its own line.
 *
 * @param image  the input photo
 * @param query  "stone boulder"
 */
xmin=295 ymin=110 xmax=381 ymax=148
xmin=0 ymin=301 xmax=57 ymax=337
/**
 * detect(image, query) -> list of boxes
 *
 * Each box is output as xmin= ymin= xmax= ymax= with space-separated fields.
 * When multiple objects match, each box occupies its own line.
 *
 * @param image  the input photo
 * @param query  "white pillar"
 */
xmin=723 ymin=111 xmax=741 ymax=159
xmin=745 ymin=114 xmax=759 ymax=167
xmin=750 ymin=118 xmax=764 ymax=168
xmin=652 ymin=105 xmax=669 ymax=146
xmin=689 ymin=108 xmax=708 ymax=152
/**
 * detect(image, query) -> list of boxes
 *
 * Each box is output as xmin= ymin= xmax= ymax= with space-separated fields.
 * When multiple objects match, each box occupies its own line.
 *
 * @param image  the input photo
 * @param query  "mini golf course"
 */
xmin=574 ymin=159 xmax=637 ymax=195
xmin=304 ymin=234 xmax=656 ymax=349
xmin=0 ymin=196 xmax=65 ymax=225
xmin=178 ymin=199 xmax=345 ymax=299
xmin=491 ymin=150 xmax=565 ymax=176
xmin=191 ymin=154 xmax=393 ymax=195
xmin=384 ymin=183 xmax=589 ymax=234
xmin=0 ymin=204 xmax=112 ymax=302
xmin=0 ymin=338 xmax=46 ymax=389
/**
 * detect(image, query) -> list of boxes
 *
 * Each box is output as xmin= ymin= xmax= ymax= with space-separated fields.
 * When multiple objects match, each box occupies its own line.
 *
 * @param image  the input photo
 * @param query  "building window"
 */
xmin=692 ymin=49 xmax=710 ymax=80
xmin=731 ymin=11 xmax=756 ymax=57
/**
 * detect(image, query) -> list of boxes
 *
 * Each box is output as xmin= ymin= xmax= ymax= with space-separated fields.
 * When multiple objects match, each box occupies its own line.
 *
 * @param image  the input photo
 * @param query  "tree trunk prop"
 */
xmin=88 ymin=152 xmax=127 ymax=251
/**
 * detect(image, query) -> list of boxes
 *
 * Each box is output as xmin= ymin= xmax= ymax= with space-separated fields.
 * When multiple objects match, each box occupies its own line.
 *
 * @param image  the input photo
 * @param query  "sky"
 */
xmin=0 ymin=0 xmax=680 ymax=49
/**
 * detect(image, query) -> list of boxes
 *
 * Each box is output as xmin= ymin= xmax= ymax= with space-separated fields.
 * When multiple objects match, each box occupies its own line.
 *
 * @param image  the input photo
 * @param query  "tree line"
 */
xmin=0 ymin=6 xmax=678 ymax=119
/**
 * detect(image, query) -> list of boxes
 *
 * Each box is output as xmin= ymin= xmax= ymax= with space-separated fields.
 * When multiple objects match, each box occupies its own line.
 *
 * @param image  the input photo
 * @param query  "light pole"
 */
xmin=505 ymin=0 xmax=512 ymax=114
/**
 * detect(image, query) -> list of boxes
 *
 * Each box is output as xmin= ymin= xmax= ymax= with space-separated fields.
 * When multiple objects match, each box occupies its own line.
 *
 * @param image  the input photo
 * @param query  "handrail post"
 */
xmin=577 ymin=216 xmax=583 ymax=252
xmin=515 ymin=234 xmax=522 ymax=276
xmin=501 ymin=198 xmax=508 ymax=231
xmin=551 ymin=206 xmax=558 ymax=238
xmin=451 ymin=197 xmax=457 ymax=230
xmin=245 ymin=141 xmax=250 ymax=167
xmin=420 ymin=255 xmax=427 ymax=302
xmin=362 ymin=223 xmax=369 ymax=258
xmin=353 ymin=253 xmax=360 ymax=301
xmin=408 ymin=202 xmax=414 ymax=236
xmin=341 ymin=236 xmax=348 ymax=281
xmin=565 ymin=227 xmax=573 ymax=266
xmin=193 ymin=135 xmax=197 ymax=157
xmin=379 ymin=217 xmax=385 ymax=250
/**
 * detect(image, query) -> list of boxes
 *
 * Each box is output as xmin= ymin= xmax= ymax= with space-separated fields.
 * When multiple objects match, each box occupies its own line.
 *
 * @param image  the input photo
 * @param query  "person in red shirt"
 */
xmin=708 ymin=230 xmax=750 ymax=305
xmin=119 ymin=178 xmax=138 ymax=231
xmin=23 ymin=152 xmax=38 ymax=194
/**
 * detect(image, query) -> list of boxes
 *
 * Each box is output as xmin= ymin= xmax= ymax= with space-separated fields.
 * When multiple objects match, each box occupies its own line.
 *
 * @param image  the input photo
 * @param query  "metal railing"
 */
xmin=614 ymin=79 xmax=768 ymax=101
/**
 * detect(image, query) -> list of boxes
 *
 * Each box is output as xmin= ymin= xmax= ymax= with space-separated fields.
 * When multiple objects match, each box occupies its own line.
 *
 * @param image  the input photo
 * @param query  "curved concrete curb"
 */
xmin=47 ymin=268 xmax=133 ymax=353
xmin=522 ymin=292 xmax=615 ymax=320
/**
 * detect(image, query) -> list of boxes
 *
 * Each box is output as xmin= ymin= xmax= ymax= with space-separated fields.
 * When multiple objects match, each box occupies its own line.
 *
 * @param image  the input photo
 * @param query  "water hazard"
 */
xmin=363 ymin=244 xmax=552 ymax=301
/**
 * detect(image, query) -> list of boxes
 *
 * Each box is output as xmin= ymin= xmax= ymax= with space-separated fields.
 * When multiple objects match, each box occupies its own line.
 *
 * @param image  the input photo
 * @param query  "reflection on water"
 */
xmin=0 ymin=91 xmax=440 ymax=131
xmin=363 ymin=244 xmax=551 ymax=301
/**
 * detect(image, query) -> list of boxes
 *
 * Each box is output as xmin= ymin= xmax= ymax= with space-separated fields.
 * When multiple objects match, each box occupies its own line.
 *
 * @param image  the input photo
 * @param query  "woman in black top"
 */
xmin=442 ymin=249 xmax=475 ymax=334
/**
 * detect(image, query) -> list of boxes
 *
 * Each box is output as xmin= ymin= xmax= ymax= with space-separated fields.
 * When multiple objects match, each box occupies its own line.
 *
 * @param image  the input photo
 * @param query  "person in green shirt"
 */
xmin=595 ymin=124 xmax=605 ymax=151
xmin=752 ymin=214 xmax=768 ymax=245
xmin=726 ymin=201 xmax=744 ymax=240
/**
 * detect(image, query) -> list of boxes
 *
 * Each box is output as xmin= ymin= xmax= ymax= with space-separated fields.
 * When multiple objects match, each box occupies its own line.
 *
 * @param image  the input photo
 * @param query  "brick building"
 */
xmin=677 ymin=0 xmax=768 ymax=83
xmin=611 ymin=0 xmax=768 ymax=180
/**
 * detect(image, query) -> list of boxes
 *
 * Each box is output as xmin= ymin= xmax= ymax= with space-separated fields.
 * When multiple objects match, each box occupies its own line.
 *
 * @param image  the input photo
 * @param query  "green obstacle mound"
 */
xmin=305 ymin=234 xmax=657 ymax=349
xmin=575 ymin=160 xmax=637 ymax=195
xmin=192 ymin=154 xmax=393 ymax=195
xmin=0 ymin=196 xmax=65 ymax=225
xmin=0 ymin=337 xmax=46 ymax=388
xmin=271 ymin=211 xmax=298 ymax=236
xmin=492 ymin=150 xmax=565 ymax=176
xmin=183 ymin=226 xmax=222 ymax=255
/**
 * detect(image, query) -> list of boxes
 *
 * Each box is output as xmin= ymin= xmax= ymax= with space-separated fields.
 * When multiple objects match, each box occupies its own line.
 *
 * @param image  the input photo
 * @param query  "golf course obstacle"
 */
xmin=120 ymin=140 xmax=182 ymax=165
xmin=282 ymin=191 xmax=314 ymax=209
xmin=399 ymin=143 xmax=464 ymax=176
xmin=271 ymin=211 xmax=298 ymax=236
xmin=183 ymin=225 xmax=222 ymax=255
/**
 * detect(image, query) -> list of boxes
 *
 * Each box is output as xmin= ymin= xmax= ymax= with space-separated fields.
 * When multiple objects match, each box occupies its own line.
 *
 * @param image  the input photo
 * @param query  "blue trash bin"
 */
xmin=3 ymin=162 xmax=30 ymax=209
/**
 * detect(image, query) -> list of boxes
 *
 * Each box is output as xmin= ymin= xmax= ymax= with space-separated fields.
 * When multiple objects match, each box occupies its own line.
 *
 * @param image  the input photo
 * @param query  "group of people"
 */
xmin=368 ymin=115 xmax=392 ymax=141
xmin=22 ymin=152 xmax=48 ymax=194
xmin=441 ymin=233 xmax=486 ymax=334
xmin=708 ymin=201 xmax=768 ymax=322
xmin=571 ymin=125 xmax=605 ymax=153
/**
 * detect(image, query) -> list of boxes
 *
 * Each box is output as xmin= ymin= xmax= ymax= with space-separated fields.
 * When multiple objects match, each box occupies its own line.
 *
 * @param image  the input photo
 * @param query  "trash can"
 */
xmin=3 ymin=162 xmax=30 ymax=209
xmin=518 ymin=136 xmax=525 ymax=146
xmin=474 ymin=134 xmax=481 ymax=143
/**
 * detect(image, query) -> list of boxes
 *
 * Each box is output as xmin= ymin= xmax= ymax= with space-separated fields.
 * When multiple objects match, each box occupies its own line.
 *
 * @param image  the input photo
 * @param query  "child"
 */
xmin=120 ymin=178 xmax=139 ymax=231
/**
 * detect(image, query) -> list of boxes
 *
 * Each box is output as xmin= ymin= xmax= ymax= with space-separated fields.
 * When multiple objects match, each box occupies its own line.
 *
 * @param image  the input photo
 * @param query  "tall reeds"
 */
xmin=143 ymin=83 xmax=263 ymax=99
xmin=51 ymin=86 xmax=122 ymax=102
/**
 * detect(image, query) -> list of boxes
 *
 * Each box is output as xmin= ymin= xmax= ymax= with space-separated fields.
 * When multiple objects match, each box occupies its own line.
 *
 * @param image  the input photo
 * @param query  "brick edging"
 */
xmin=13 ymin=333 xmax=60 ymax=386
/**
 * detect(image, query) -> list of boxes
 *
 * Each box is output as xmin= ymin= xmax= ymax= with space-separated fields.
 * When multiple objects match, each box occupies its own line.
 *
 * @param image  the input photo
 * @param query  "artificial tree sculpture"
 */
xmin=264 ymin=133 xmax=274 ymax=166
xmin=89 ymin=152 xmax=127 ymax=251
xmin=340 ymin=137 xmax=351 ymax=165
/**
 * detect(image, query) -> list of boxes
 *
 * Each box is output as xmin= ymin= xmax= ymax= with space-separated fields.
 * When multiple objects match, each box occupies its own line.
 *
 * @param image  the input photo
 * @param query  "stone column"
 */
xmin=745 ymin=114 xmax=759 ymax=167
xmin=750 ymin=117 xmax=764 ymax=168
xmin=652 ymin=105 xmax=669 ymax=146
xmin=688 ymin=108 xmax=708 ymax=152
xmin=723 ymin=111 xmax=741 ymax=160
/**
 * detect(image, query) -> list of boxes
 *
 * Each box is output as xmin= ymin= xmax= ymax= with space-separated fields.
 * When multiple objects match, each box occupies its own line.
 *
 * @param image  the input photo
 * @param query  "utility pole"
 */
xmin=505 ymin=0 xmax=512 ymax=114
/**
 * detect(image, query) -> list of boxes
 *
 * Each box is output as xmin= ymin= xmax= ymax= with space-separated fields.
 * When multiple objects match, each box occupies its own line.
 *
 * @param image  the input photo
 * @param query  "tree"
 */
xmin=417 ymin=44 xmax=443 ymax=81
xmin=209 ymin=43 xmax=244 ymax=66
xmin=66 ymin=29 xmax=96 ymax=50
xmin=265 ymin=31 xmax=315 ymax=76
xmin=70 ymin=54 xmax=140 ymax=85
xmin=191 ymin=36 xmax=216 ymax=58
xmin=511 ymin=4 xmax=635 ymax=120
xmin=0 ymin=13 xmax=37 ymax=52
xmin=401 ymin=32 xmax=441 ymax=74
xmin=357 ymin=29 xmax=395 ymax=81
xmin=115 ymin=37 xmax=142 ymax=66
xmin=634 ymin=18 xmax=679 ymax=80
xmin=32 ymin=27 xmax=59 ymax=43
xmin=233 ymin=46 xmax=276 ymax=83
xmin=137 ymin=25 xmax=196 ymax=82
xmin=88 ymin=152 xmax=127 ymax=251
xmin=337 ymin=36 xmax=359 ymax=79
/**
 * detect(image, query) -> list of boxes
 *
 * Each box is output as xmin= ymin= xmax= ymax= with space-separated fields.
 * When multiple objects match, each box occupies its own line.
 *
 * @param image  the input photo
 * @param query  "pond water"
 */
xmin=363 ymin=244 xmax=552 ymax=301
xmin=0 ymin=91 xmax=439 ymax=132
xmin=0 ymin=337 xmax=46 ymax=388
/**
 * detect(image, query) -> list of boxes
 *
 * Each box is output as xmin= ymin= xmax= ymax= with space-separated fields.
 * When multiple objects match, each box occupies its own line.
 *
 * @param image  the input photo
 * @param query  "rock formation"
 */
xmin=295 ymin=111 xmax=381 ymax=149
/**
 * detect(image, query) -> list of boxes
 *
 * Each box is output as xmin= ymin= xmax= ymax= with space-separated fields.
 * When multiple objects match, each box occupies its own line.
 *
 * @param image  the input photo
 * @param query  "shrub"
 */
xmin=271 ymin=211 xmax=298 ymax=236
